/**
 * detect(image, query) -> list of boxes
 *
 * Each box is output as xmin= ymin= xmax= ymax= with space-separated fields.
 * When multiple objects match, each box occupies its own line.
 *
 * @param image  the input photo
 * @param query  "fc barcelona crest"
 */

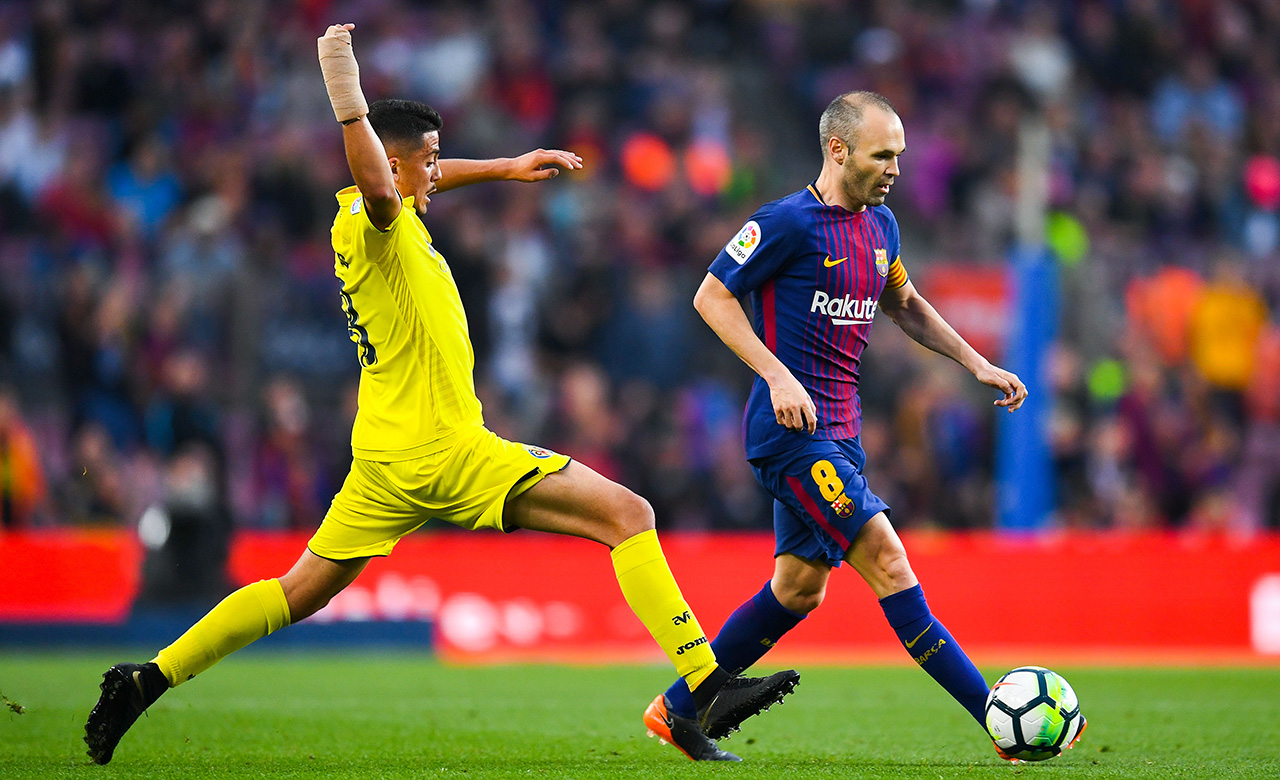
xmin=874 ymin=248 xmax=889 ymax=277
xmin=831 ymin=492 xmax=855 ymax=518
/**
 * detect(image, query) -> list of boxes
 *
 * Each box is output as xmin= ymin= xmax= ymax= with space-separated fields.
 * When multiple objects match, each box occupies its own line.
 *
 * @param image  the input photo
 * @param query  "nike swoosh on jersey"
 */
xmin=823 ymin=255 xmax=849 ymax=267
xmin=904 ymin=621 xmax=935 ymax=649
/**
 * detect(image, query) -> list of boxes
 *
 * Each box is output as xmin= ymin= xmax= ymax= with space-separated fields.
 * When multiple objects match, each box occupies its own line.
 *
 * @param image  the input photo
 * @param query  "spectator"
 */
xmin=1189 ymin=260 xmax=1267 ymax=394
xmin=0 ymin=385 xmax=46 ymax=528
xmin=249 ymin=377 xmax=326 ymax=530
xmin=107 ymin=135 xmax=183 ymax=239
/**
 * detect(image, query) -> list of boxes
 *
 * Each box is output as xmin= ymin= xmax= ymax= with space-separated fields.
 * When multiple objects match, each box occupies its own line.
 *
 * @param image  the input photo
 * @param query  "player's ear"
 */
xmin=829 ymin=137 xmax=846 ymax=165
xmin=387 ymin=155 xmax=400 ymax=179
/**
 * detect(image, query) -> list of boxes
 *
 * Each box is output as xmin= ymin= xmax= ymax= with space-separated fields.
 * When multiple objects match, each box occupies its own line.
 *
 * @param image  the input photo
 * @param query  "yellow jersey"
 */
xmin=329 ymin=187 xmax=483 ymax=461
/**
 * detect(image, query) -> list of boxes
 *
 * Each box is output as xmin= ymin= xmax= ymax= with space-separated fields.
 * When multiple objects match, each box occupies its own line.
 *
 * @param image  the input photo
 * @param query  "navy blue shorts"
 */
xmin=750 ymin=436 xmax=890 ymax=567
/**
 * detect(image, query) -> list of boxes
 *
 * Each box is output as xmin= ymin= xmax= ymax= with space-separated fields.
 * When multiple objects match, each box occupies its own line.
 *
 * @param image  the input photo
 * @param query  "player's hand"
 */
xmin=507 ymin=149 xmax=584 ymax=182
xmin=770 ymin=374 xmax=818 ymax=434
xmin=975 ymin=362 xmax=1027 ymax=412
xmin=320 ymin=23 xmax=355 ymax=47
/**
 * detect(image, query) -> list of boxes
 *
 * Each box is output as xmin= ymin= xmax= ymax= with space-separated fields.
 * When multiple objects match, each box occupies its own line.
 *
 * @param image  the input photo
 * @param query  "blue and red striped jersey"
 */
xmin=709 ymin=182 xmax=910 ymax=460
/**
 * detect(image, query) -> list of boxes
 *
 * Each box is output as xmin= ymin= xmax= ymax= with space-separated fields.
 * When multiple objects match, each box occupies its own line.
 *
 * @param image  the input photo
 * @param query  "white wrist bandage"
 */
xmin=318 ymin=31 xmax=368 ymax=123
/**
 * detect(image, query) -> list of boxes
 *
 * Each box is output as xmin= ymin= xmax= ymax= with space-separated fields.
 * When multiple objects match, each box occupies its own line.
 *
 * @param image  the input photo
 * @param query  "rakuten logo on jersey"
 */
xmin=811 ymin=291 xmax=878 ymax=325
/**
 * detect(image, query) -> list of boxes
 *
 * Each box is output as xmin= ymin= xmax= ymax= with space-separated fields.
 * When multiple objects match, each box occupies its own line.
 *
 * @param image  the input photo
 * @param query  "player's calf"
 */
xmin=84 ymin=662 xmax=169 ymax=765
xmin=880 ymin=584 xmax=988 ymax=724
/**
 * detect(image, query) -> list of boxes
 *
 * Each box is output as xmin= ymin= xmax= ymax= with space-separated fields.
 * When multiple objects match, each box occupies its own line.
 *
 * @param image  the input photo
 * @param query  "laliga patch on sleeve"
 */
xmin=351 ymin=196 xmax=363 ymax=215
xmin=725 ymin=220 xmax=761 ymax=264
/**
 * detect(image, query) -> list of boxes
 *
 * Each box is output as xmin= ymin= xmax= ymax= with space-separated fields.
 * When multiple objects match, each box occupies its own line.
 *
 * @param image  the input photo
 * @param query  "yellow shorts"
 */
xmin=308 ymin=427 xmax=571 ymax=560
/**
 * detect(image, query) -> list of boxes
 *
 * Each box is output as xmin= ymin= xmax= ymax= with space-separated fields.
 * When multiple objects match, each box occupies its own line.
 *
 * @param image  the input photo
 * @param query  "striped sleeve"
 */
xmin=886 ymin=256 xmax=909 ymax=289
xmin=709 ymin=204 xmax=795 ymax=296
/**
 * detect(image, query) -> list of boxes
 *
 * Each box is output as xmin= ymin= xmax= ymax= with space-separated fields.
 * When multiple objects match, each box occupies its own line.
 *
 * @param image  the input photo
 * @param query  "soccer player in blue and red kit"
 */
xmin=643 ymin=92 xmax=1069 ymax=762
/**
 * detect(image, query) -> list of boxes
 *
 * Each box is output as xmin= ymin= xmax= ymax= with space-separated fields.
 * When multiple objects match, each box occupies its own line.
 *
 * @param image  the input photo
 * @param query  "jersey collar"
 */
xmin=807 ymin=179 xmax=867 ymax=215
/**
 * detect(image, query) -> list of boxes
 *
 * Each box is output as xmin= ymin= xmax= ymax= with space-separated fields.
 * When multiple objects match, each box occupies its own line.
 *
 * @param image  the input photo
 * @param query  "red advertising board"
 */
xmin=6 ymin=529 xmax=1280 ymax=664
xmin=227 ymin=530 xmax=1280 ymax=663
xmin=915 ymin=264 xmax=1010 ymax=360
xmin=0 ymin=529 xmax=143 ymax=622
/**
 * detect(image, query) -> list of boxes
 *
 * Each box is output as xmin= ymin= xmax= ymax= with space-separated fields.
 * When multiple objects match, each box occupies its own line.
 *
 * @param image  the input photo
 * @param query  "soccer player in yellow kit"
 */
xmin=83 ymin=23 xmax=797 ymax=766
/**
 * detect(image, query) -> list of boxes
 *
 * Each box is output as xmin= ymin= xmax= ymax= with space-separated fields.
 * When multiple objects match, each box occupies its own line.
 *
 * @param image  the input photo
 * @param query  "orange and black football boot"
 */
xmin=643 ymin=694 xmax=740 ymax=761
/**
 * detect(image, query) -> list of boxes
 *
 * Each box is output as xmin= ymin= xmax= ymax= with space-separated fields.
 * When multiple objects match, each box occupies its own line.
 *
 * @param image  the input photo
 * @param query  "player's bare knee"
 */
xmin=878 ymin=550 xmax=916 ymax=592
xmin=612 ymin=488 xmax=656 ymax=540
xmin=776 ymin=584 xmax=825 ymax=615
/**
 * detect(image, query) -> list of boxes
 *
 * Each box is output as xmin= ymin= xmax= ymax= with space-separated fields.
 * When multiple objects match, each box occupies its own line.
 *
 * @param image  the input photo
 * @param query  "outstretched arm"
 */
xmin=693 ymin=273 xmax=818 ymax=434
xmin=318 ymin=23 xmax=400 ymax=230
xmin=435 ymin=150 xmax=583 ymax=193
xmin=878 ymin=280 xmax=1028 ymax=411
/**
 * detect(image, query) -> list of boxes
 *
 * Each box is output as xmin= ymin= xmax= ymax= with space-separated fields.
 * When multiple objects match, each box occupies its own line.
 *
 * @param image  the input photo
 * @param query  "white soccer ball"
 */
xmin=985 ymin=666 xmax=1085 ymax=762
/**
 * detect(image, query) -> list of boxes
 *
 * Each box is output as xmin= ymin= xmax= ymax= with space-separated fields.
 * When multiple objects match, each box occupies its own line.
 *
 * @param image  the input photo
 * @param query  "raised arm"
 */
xmin=435 ymin=150 xmax=584 ymax=193
xmin=878 ymin=280 xmax=1028 ymax=411
xmin=318 ymin=23 xmax=400 ymax=230
xmin=693 ymin=273 xmax=817 ymax=434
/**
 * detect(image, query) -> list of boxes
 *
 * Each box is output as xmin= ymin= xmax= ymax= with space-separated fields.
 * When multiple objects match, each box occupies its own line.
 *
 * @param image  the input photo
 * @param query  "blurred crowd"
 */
xmin=1 ymin=0 xmax=1279 ymax=541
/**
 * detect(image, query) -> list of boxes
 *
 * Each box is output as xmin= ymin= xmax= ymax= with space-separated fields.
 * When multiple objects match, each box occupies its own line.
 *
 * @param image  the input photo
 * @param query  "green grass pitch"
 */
xmin=2 ymin=652 xmax=1277 ymax=779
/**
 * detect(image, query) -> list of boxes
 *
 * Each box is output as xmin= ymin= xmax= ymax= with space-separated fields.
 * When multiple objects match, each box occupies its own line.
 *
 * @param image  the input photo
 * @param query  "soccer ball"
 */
xmin=984 ymin=666 xmax=1085 ymax=762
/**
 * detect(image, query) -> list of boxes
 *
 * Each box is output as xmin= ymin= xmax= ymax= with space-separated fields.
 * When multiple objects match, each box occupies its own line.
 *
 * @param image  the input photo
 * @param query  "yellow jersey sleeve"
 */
xmin=330 ymin=186 xmax=422 ymax=266
xmin=329 ymin=187 xmax=484 ymax=461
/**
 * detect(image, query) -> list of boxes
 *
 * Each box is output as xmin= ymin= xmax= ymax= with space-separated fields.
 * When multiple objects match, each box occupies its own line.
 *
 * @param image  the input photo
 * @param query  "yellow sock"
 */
xmin=153 ymin=579 xmax=291 ymax=687
xmin=610 ymin=529 xmax=718 ymax=690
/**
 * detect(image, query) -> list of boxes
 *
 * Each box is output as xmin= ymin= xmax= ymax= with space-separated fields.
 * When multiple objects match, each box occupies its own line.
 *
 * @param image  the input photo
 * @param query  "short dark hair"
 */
xmin=367 ymin=99 xmax=443 ymax=152
xmin=818 ymin=91 xmax=896 ymax=155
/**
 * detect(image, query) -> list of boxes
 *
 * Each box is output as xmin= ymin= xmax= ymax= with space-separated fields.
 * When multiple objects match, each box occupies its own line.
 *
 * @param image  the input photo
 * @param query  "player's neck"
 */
xmin=814 ymin=166 xmax=868 ymax=213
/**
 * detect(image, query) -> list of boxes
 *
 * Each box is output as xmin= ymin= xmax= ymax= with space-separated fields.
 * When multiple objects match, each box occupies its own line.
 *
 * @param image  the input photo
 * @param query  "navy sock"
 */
xmin=665 ymin=581 xmax=805 ymax=718
xmin=880 ymin=584 xmax=989 ymax=724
